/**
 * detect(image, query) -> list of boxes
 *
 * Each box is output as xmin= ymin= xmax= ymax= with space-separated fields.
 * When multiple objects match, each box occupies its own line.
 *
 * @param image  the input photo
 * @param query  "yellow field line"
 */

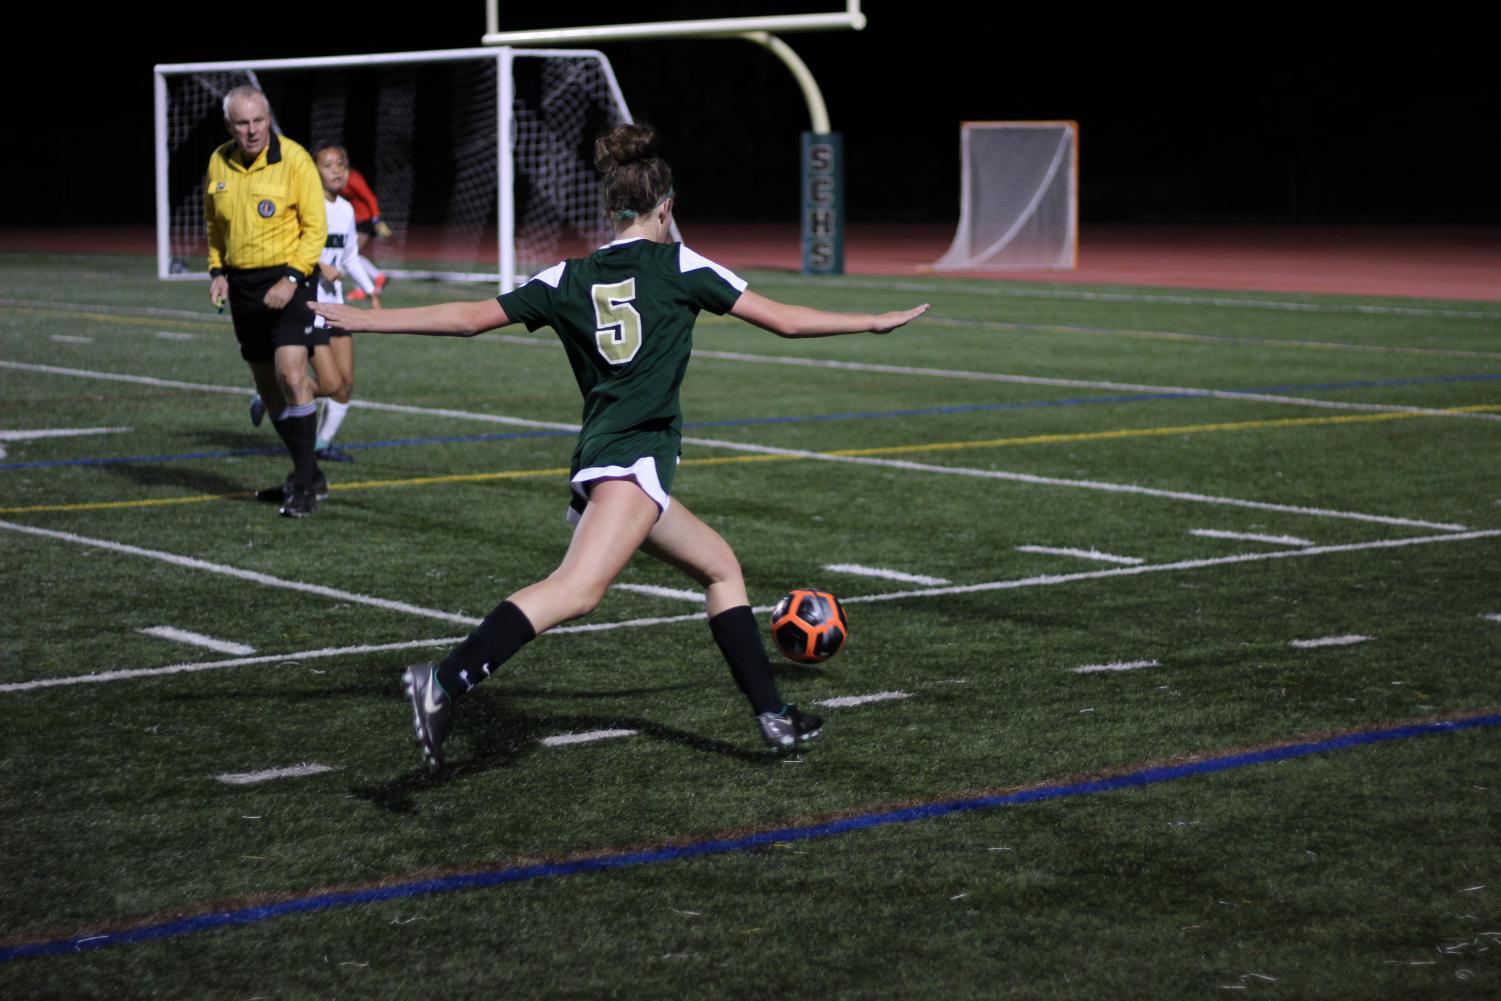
xmin=334 ymin=467 xmax=572 ymax=490
xmin=825 ymin=406 xmax=1501 ymax=458
xmin=5 ymin=405 xmax=1496 ymax=516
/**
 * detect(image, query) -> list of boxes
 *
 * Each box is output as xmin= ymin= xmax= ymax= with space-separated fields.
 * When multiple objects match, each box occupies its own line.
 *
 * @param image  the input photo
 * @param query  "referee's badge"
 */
xmin=257 ymin=199 xmax=276 ymax=218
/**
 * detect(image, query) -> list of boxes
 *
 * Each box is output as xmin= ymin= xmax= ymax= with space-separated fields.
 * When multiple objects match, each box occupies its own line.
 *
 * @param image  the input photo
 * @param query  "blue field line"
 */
xmin=2 ymin=711 xmax=1495 ymax=964
xmin=3 ymin=371 xmax=1498 ymax=472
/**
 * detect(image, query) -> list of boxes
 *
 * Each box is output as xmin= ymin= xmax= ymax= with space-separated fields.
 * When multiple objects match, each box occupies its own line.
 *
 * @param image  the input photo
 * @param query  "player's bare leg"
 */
xmin=311 ymin=338 xmax=355 ymax=461
xmin=509 ymin=478 xmax=661 ymax=631
xmin=405 ymin=478 xmax=658 ymax=770
xmin=643 ymin=498 xmax=821 ymax=748
xmin=641 ymin=498 xmax=749 ymax=616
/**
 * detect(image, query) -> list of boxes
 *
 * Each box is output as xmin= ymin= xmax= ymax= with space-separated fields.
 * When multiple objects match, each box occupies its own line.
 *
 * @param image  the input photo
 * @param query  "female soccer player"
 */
xmin=311 ymin=124 xmax=928 ymax=771
xmin=248 ymin=143 xmax=377 ymax=466
xmin=339 ymin=163 xmax=389 ymax=300
xmin=309 ymin=143 xmax=380 ymax=460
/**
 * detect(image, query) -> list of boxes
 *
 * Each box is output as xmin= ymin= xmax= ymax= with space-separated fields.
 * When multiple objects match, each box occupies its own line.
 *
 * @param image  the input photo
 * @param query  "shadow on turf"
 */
xmin=350 ymin=689 xmax=782 ymax=814
xmin=190 ymin=429 xmax=278 ymax=451
xmin=104 ymin=461 xmax=254 ymax=497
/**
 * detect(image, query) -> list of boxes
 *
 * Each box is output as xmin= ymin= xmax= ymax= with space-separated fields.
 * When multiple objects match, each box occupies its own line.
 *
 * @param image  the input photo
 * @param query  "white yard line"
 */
xmin=612 ymin=583 xmax=704 ymax=602
xmin=350 ymin=397 xmax=577 ymax=432
xmin=0 ymin=296 xmax=236 ymax=323
xmin=0 ymin=359 xmax=1481 ymax=531
xmin=1191 ymin=528 xmax=1315 ymax=547
xmin=814 ymin=691 xmax=912 ymax=708
xmin=539 ymin=729 xmax=639 ymax=748
xmin=719 ymin=447 xmax=1469 ymax=533
xmin=7 ymin=528 xmax=1496 ymax=695
xmin=48 ymin=335 xmax=92 ymax=344
xmin=0 ymin=361 xmax=580 ymax=431
xmin=0 ymin=427 xmax=132 ymax=442
xmin=1071 ymin=660 xmax=1161 ymax=674
xmin=837 ymin=529 xmax=1501 ymax=606
xmin=10 ymin=348 xmax=1497 ymax=435
xmin=0 ymin=519 xmax=481 ymax=626
xmin=216 ymin=763 xmax=336 ymax=785
xmin=678 ymin=349 xmax=1501 ymax=422
xmin=1290 ymin=635 xmax=1373 ymax=649
xmin=822 ymin=563 xmax=951 ymax=586
xmin=154 ymin=331 xmax=195 ymax=341
xmin=1484 ymin=614 xmax=1501 ymax=624
xmin=139 ymin=626 xmax=255 ymax=656
xmin=0 ymin=638 xmax=467 ymax=693
xmin=0 ymin=361 xmax=247 ymax=396
xmin=1016 ymin=545 xmax=1145 ymax=566
xmin=920 ymin=316 xmax=1501 ymax=360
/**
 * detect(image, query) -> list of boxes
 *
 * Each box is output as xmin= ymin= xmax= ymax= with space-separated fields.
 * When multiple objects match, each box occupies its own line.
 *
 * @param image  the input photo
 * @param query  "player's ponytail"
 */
xmin=595 ymin=124 xmax=673 ymax=227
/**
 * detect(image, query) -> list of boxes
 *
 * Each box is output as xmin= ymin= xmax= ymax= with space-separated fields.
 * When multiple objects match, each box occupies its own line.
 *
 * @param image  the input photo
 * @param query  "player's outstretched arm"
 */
xmin=309 ymin=298 xmax=510 ymax=337
xmin=730 ymin=290 xmax=929 ymax=338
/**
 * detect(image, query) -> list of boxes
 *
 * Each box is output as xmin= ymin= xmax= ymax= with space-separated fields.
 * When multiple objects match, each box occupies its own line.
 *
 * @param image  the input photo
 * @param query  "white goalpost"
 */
xmin=154 ymin=47 xmax=654 ymax=290
xmin=933 ymin=121 xmax=1079 ymax=271
xmin=481 ymin=4 xmax=866 ymax=276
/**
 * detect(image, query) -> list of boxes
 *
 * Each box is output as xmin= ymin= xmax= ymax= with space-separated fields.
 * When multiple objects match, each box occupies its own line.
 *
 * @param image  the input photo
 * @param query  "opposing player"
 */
xmin=340 ymin=163 xmax=389 ymax=301
xmin=311 ymin=123 xmax=928 ymax=771
xmin=307 ymin=143 xmax=380 ymax=461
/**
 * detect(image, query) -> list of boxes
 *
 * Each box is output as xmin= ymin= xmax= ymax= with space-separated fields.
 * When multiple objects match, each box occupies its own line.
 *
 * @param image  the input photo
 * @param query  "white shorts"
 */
xmin=566 ymin=455 xmax=671 ymax=525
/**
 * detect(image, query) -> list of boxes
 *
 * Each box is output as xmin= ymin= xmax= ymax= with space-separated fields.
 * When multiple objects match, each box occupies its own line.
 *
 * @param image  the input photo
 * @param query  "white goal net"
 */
xmin=932 ymin=121 xmax=1078 ymax=271
xmin=154 ymin=47 xmax=654 ymax=290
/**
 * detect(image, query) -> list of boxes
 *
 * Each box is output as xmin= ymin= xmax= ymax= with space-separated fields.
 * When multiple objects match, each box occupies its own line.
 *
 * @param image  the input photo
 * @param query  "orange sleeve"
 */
xmin=342 ymin=168 xmax=380 ymax=221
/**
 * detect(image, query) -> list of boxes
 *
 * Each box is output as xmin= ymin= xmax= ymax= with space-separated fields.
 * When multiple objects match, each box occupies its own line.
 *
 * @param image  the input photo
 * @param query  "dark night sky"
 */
xmin=12 ymin=3 xmax=1499 ymax=227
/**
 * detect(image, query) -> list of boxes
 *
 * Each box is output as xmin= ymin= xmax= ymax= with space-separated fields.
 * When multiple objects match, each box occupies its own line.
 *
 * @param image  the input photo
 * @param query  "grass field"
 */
xmin=2 ymin=250 xmax=1499 ymax=999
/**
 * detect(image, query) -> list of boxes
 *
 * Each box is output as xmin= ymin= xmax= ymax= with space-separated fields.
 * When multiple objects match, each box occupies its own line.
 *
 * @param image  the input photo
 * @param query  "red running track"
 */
xmin=4 ymin=223 xmax=1498 ymax=301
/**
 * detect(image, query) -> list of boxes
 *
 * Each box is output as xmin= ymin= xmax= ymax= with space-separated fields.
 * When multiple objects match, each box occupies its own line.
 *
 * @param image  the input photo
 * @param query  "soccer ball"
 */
xmin=769 ymin=588 xmax=848 ymax=664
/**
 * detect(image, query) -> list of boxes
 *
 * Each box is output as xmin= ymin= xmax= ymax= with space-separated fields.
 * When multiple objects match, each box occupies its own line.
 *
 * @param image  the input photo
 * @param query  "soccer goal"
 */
xmin=932 ymin=121 xmax=1078 ymax=271
xmin=154 ymin=47 xmax=659 ymax=290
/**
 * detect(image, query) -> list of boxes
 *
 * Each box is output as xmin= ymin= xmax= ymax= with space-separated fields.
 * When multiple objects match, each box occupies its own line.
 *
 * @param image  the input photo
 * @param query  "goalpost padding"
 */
xmin=933 ymin=121 xmax=1078 ymax=272
xmin=155 ymin=47 xmax=659 ymax=289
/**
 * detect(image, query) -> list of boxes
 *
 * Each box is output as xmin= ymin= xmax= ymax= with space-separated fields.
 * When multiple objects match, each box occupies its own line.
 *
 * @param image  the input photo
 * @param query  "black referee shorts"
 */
xmin=226 ymin=266 xmax=327 ymax=363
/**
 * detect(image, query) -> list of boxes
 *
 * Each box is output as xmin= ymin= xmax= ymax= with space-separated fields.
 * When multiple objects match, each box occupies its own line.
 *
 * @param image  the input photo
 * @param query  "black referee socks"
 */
xmin=271 ymin=402 xmax=320 ymax=487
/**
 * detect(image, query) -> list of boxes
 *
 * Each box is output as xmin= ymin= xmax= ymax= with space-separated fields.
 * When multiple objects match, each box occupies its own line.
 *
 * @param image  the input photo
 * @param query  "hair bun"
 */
xmin=595 ymin=124 xmax=660 ymax=172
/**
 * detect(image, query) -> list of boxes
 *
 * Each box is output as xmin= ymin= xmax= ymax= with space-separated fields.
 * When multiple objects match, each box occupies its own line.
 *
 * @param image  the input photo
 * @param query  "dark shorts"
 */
xmin=227 ymin=266 xmax=326 ymax=363
xmin=355 ymin=219 xmax=377 ymax=237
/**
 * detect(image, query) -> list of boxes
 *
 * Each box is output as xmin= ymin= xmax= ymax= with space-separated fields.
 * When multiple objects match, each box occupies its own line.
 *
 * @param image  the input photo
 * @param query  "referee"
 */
xmin=207 ymin=85 xmax=329 ymax=518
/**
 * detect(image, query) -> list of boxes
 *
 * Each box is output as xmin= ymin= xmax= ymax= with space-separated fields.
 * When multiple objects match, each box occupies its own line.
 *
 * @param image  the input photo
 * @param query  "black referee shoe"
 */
xmin=278 ymin=485 xmax=323 ymax=519
xmin=255 ymin=474 xmax=292 ymax=504
xmin=257 ymin=473 xmax=329 ymax=505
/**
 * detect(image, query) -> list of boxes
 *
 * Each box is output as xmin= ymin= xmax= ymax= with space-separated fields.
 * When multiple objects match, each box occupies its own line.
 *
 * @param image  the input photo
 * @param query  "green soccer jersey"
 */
xmin=498 ymin=239 xmax=747 ymax=486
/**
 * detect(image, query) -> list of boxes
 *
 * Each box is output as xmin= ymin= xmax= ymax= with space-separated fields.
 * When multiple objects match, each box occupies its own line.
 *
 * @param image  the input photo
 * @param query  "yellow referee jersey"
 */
xmin=205 ymin=132 xmax=326 ymax=277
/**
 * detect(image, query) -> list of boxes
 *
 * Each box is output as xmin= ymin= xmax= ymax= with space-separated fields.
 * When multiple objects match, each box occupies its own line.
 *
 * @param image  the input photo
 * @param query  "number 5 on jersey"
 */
xmin=592 ymin=279 xmax=642 ymax=365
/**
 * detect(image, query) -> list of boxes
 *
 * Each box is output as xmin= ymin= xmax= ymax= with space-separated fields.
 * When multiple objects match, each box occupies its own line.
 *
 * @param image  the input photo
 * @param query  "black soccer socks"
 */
xmin=438 ymin=600 xmax=537 ymax=696
xmin=710 ymin=605 xmax=783 ymax=716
